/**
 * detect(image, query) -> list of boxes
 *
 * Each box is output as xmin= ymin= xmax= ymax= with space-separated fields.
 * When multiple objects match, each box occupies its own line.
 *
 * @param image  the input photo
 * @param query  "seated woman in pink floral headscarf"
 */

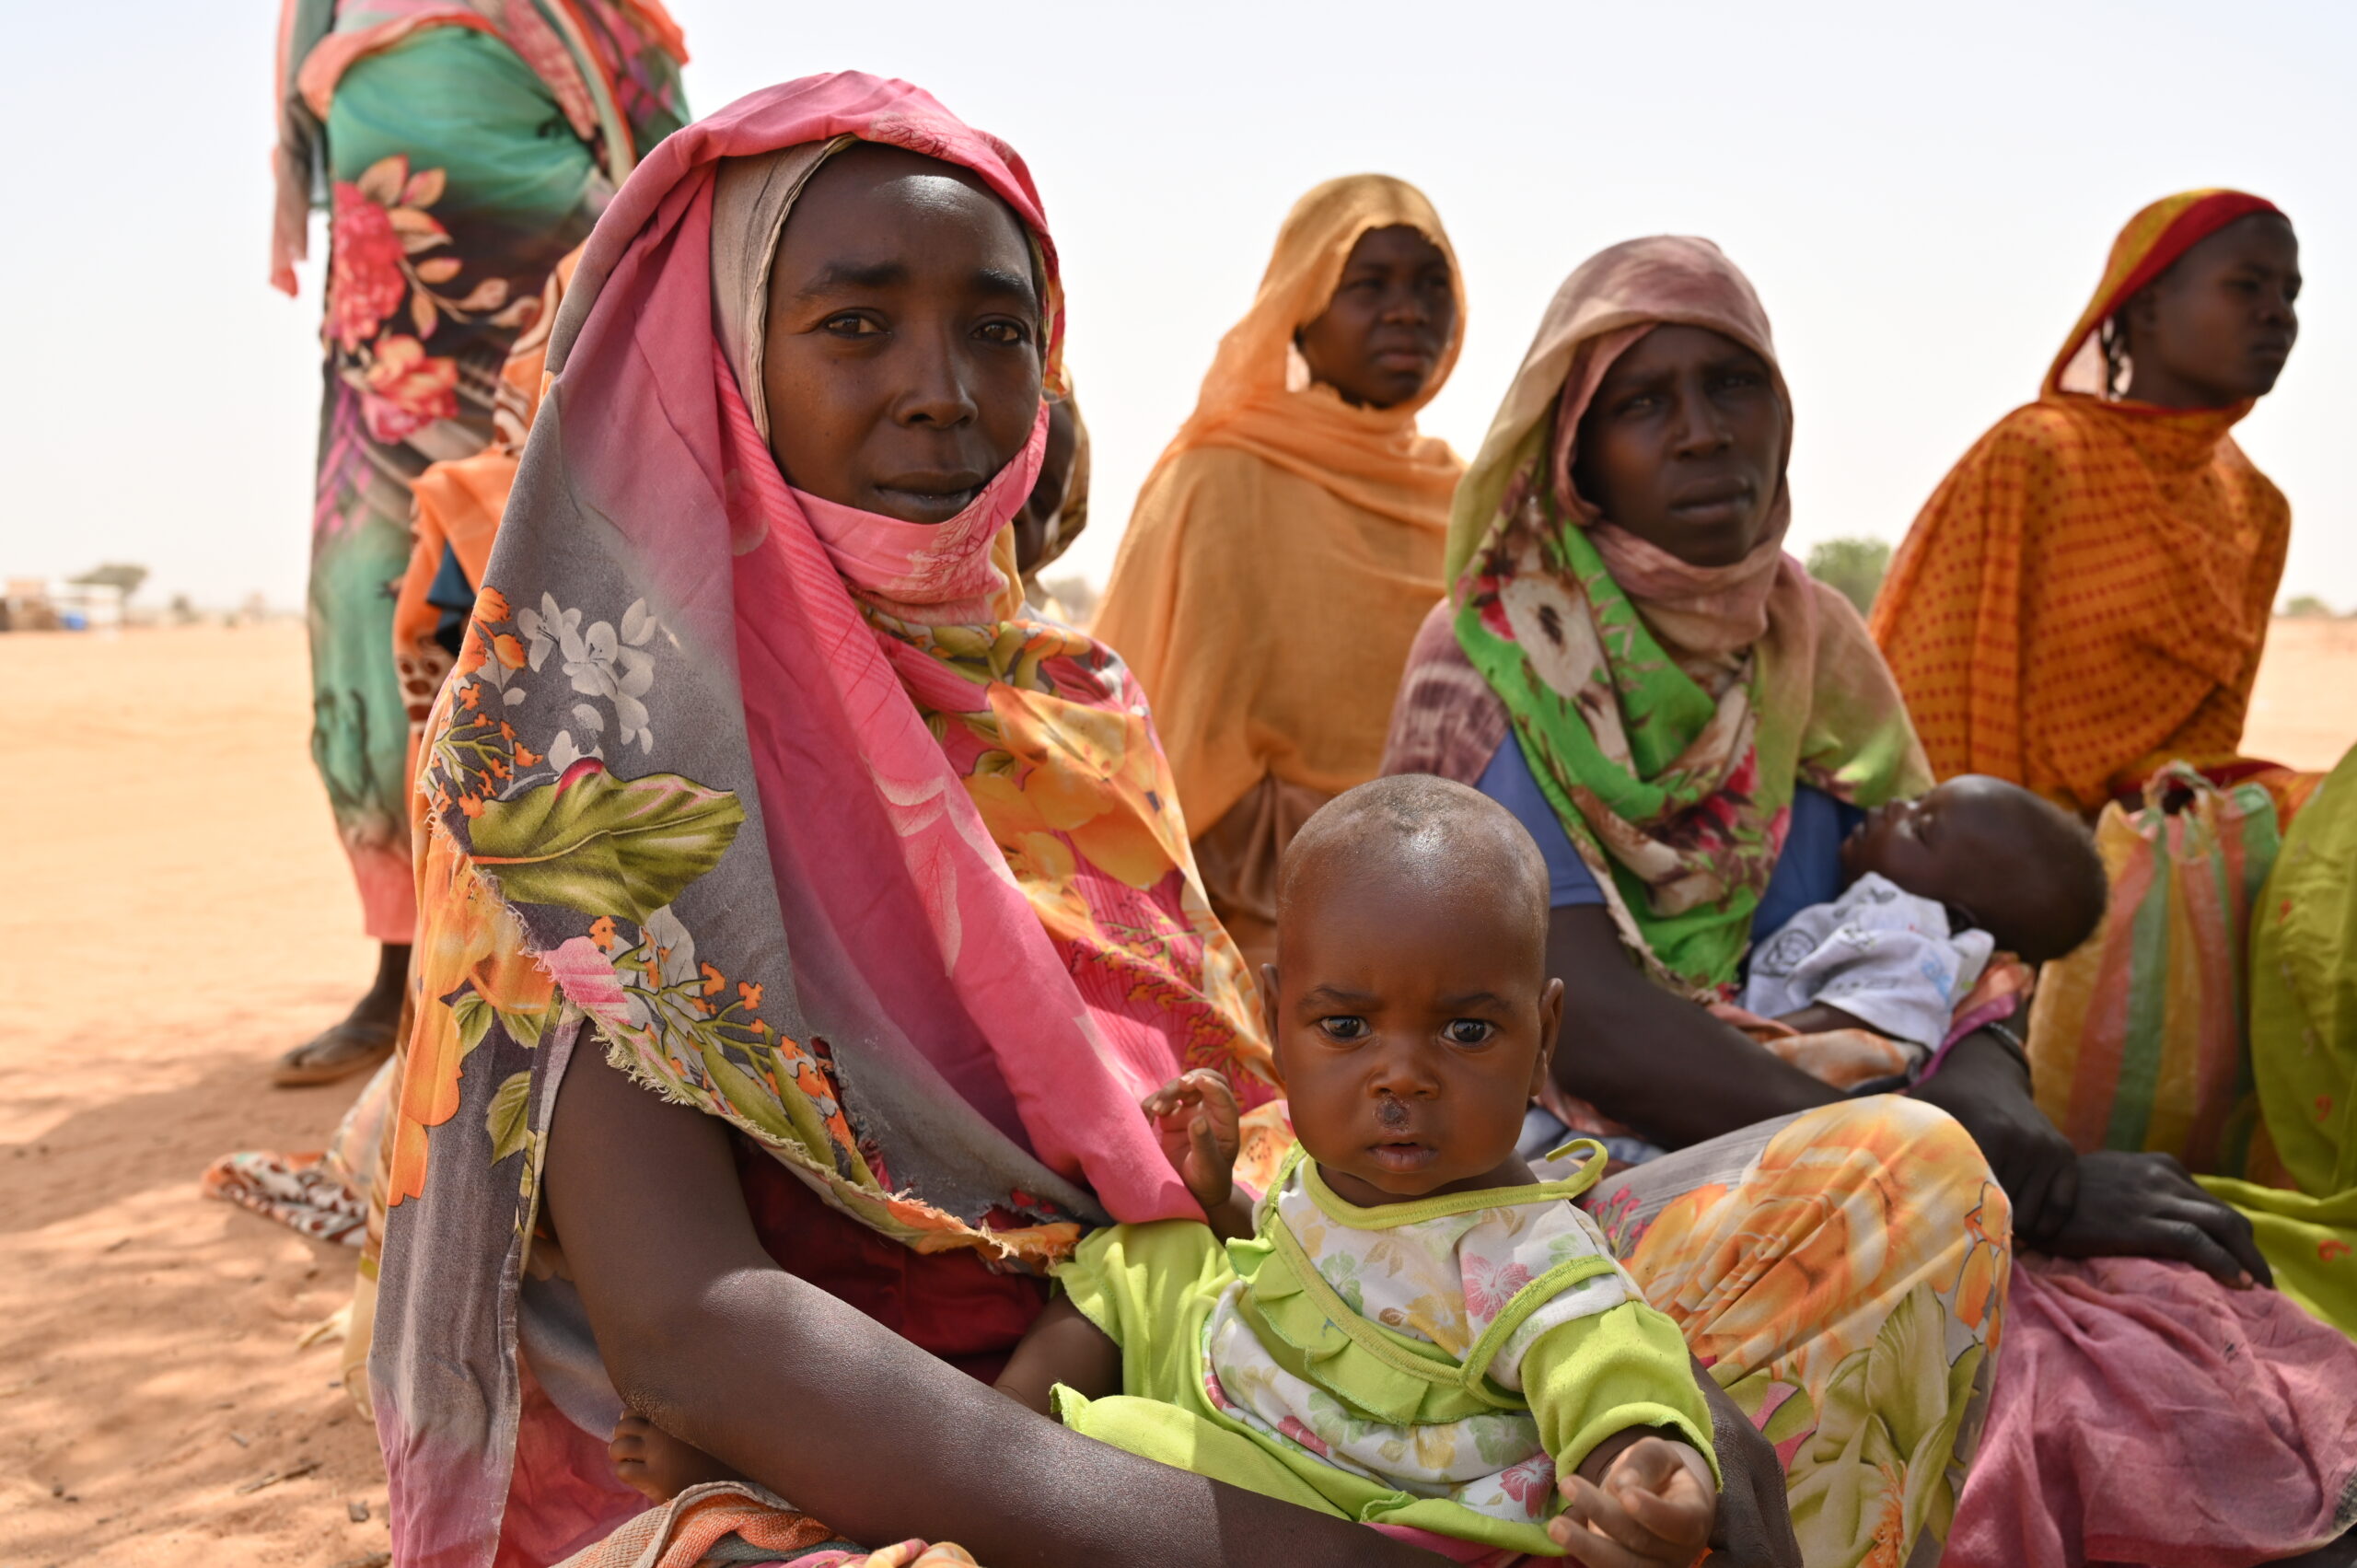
xmin=366 ymin=70 xmax=1735 ymax=1568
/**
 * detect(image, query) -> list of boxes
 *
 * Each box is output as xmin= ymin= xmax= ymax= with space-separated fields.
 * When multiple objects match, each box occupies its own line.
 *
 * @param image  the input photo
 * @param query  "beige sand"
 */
xmin=2 ymin=622 xmax=391 ymax=1568
xmin=2241 ymin=616 xmax=2357 ymax=774
xmin=2 ymin=614 xmax=2352 ymax=1566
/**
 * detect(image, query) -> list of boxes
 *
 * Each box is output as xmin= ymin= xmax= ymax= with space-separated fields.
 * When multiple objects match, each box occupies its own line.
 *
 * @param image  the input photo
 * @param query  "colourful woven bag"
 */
xmin=2026 ymin=763 xmax=2282 ymax=1176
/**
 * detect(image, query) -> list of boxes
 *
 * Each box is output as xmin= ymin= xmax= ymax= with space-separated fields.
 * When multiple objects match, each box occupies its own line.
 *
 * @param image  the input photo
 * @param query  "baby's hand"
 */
xmin=1141 ymin=1069 xmax=1240 ymax=1215
xmin=1550 ymin=1434 xmax=1716 ymax=1568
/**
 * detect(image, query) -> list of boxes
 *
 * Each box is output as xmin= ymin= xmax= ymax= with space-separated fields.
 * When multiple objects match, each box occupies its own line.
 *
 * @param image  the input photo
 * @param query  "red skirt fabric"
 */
xmin=732 ymin=1136 xmax=1050 ymax=1382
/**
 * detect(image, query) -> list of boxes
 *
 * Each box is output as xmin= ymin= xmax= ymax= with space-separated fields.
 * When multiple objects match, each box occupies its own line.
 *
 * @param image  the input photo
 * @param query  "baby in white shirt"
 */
xmin=1741 ymin=775 xmax=2107 ymax=1057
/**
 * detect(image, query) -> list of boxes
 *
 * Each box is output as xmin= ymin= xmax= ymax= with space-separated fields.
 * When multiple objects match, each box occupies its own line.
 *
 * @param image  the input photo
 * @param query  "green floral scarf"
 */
xmin=1434 ymin=240 xmax=1929 ymax=997
xmin=1457 ymin=500 xmax=1787 ymax=993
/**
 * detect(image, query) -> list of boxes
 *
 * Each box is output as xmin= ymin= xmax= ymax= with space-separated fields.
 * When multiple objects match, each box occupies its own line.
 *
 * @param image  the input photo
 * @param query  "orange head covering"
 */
xmin=2048 ymin=188 xmax=2287 ymax=398
xmin=1094 ymin=175 xmax=1465 ymax=832
xmin=1872 ymin=189 xmax=2293 ymax=810
xmin=1162 ymin=173 xmax=1467 ymax=524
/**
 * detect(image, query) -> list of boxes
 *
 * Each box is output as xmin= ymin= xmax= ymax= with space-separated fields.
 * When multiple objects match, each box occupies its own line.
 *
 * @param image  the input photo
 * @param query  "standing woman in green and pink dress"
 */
xmin=266 ymin=0 xmax=688 ymax=1085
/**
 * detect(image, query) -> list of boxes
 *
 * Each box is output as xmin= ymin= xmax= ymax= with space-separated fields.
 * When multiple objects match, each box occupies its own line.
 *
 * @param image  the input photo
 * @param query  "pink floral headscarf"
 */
xmin=372 ymin=74 xmax=1266 ymax=1568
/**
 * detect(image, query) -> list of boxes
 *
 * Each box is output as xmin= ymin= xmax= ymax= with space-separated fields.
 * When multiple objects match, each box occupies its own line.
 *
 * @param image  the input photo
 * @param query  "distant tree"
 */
xmin=68 ymin=562 xmax=150 ymax=602
xmin=1805 ymin=538 xmax=1892 ymax=616
xmin=2282 ymin=594 xmax=2336 ymax=619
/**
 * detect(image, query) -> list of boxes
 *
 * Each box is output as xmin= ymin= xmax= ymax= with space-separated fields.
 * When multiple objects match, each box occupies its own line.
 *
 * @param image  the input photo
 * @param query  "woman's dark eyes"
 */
xmin=1445 ymin=1020 xmax=1493 ymax=1047
xmin=819 ymin=315 xmax=1034 ymax=343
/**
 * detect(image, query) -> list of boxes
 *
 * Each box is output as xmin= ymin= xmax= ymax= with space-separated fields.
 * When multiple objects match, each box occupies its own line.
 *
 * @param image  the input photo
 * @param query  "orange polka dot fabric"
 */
xmin=1871 ymin=192 xmax=2292 ymax=812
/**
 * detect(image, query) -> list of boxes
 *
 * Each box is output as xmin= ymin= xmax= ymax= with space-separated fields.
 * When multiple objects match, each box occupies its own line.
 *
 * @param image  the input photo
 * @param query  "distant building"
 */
xmin=0 ymin=577 xmax=59 ymax=633
xmin=0 ymin=577 xmax=128 ymax=632
xmin=51 ymin=579 xmax=125 ymax=632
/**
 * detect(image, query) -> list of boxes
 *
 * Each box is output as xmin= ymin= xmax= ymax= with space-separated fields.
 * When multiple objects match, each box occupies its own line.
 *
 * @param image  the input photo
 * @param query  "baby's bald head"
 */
xmin=1278 ymin=775 xmax=1551 ymax=970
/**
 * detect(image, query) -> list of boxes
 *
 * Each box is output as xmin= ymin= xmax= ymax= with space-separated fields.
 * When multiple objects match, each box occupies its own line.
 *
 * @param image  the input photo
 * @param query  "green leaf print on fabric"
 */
xmin=1786 ymin=1283 xmax=1984 ymax=1568
xmin=485 ymin=1070 xmax=534 ymax=1165
xmin=447 ymin=986 xmax=548 ymax=1057
xmin=1321 ymin=1251 xmax=1369 ymax=1316
xmin=448 ymin=989 xmax=499 ymax=1056
xmin=467 ymin=765 xmax=745 ymax=921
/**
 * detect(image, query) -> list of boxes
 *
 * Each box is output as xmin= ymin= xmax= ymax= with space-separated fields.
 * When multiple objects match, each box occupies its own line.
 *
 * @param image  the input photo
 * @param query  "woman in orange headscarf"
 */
xmin=1092 ymin=176 xmax=1464 ymax=968
xmin=1871 ymin=190 xmax=2300 ymax=814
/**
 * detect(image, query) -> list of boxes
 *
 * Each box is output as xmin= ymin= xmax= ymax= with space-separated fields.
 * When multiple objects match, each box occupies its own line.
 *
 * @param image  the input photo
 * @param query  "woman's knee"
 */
xmin=1783 ymin=1095 xmax=2009 ymax=1225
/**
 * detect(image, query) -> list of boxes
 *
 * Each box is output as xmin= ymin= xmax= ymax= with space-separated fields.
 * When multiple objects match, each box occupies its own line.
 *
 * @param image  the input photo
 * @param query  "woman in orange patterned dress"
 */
xmin=1871 ymin=191 xmax=2300 ymax=814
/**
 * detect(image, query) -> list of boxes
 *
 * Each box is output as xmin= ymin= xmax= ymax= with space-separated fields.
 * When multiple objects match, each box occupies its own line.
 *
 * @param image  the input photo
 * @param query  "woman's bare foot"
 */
xmin=273 ymin=943 xmax=411 ymax=1087
xmin=609 ymin=1412 xmax=747 ymax=1504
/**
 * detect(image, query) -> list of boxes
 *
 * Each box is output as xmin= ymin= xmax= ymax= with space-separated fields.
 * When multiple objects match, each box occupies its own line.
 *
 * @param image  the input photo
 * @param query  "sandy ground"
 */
xmin=2242 ymin=616 xmax=2357 ymax=776
xmin=3 ymin=614 xmax=2354 ymax=1567
xmin=2 ymin=622 xmax=390 ymax=1568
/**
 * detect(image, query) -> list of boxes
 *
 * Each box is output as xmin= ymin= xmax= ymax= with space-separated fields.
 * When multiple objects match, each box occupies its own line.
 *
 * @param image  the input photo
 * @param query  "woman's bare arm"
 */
xmin=1549 ymin=904 xmax=2091 ymax=1241
xmin=544 ymin=1046 xmax=1446 ymax=1568
xmin=1546 ymin=906 xmax=1840 ymax=1148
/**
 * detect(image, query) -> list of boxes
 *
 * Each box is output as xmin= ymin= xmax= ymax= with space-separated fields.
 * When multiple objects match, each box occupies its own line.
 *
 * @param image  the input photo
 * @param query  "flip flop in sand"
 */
xmin=272 ymin=1018 xmax=397 ymax=1088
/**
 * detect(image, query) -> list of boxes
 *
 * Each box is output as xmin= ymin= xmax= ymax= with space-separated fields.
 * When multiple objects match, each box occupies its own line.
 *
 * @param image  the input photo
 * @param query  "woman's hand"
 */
xmin=1551 ymin=1434 xmax=1716 ymax=1568
xmin=1142 ymin=1070 xmax=1252 ymax=1239
xmin=2041 ymin=1150 xmax=2272 ymax=1287
xmin=1909 ymin=1029 xmax=2081 ymax=1245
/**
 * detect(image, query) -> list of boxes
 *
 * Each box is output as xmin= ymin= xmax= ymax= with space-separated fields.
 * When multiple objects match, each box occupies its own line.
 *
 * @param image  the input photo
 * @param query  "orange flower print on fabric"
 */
xmin=1629 ymin=1098 xmax=2003 ymax=1392
xmin=360 ymin=335 xmax=461 ymax=443
xmin=386 ymin=837 xmax=555 ymax=1207
xmin=913 ymin=628 xmax=1270 ymax=1097
xmin=1606 ymin=1098 xmax=2006 ymax=1568
xmin=1951 ymin=1183 xmax=2008 ymax=1336
xmin=976 ymin=686 xmax=1185 ymax=891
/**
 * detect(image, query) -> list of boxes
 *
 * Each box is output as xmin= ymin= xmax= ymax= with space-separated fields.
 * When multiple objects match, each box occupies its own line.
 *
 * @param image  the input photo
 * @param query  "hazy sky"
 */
xmin=5 ymin=1 xmax=2349 ymax=610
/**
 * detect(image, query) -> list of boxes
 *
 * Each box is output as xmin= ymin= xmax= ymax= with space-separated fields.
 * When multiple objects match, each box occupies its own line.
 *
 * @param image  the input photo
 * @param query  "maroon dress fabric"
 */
xmin=732 ymin=1136 xmax=1050 ymax=1382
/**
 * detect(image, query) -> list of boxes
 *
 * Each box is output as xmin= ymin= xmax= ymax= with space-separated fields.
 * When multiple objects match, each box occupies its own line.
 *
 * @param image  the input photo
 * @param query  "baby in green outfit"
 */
xmin=619 ymin=774 xmax=1720 ymax=1564
xmin=1009 ymin=773 xmax=1720 ymax=1564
